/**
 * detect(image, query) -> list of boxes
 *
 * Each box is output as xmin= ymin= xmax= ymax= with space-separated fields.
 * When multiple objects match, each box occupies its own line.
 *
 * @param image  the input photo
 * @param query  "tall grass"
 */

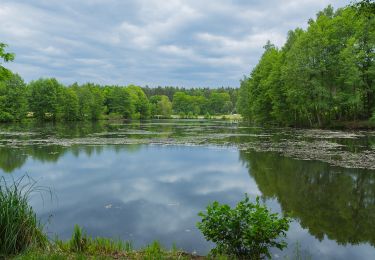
xmin=0 ymin=176 xmax=48 ymax=256
xmin=54 ymin=225 xmax=134 ymax=256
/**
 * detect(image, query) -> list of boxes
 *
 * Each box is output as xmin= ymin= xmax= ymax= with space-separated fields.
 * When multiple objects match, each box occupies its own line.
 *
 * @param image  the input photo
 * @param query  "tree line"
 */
xmin=0 ymin=46 xmax=238 ymax=122
xmin=237 ymin=1 xmax=375 ymax=127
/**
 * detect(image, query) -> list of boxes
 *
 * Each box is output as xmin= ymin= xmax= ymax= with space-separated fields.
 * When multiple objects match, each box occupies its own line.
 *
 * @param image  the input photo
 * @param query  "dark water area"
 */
xmin=1 ymin=120 xmax=375 ymax=259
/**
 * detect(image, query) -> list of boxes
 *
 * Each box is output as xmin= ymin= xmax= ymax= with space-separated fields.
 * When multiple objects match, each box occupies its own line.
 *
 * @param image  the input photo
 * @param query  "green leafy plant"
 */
xmin=197 ymin=195 xmax=290 ymax=259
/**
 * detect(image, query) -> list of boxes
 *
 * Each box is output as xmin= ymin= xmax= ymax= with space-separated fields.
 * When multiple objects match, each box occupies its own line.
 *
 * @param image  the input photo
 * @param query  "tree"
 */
xmin=0 ymin=74 xmax=28 ymax=122
xmin=28 ymin=78 xmax=62 ymax=120
xmin=56 ymin=87 xmax=79 ymax=121
xmin=208 ymin=92 xmax=232 ymax=114
xmin=237 ymin=3 xmax=375 ymax=126
xmin=126 ymin=85 xmax=151 ymax=119
xmin=73 ymin=83 xmax=104 ymax=121
xmin=0 ymin=43 xmax=15 ymax=81
xmin=172 ymin=92 xmax=207 ymax=115
xmin=105 ymin=86 xmax=132 ymax=118
xmin=150 ymin=95 xmax=172 ymax=118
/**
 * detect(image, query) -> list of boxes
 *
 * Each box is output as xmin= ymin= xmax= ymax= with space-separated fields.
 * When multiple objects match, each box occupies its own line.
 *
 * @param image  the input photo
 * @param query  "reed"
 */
xmin=0 ymin=176 xmax=48 ymax=256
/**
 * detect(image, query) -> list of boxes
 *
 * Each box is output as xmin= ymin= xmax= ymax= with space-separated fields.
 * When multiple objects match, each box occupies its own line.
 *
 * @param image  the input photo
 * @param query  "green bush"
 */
xmin=0 ymin=176 xmax=48 ymax=256
xmin=197 ymin=195 xmax=290 ymax=259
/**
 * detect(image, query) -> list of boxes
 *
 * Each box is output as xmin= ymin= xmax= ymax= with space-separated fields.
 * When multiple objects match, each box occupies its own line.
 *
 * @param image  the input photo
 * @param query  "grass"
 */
xmin=14 ymin=236 xmax=203 ymax=260
xmin=0 ymin=176 xmax=48 ymax=257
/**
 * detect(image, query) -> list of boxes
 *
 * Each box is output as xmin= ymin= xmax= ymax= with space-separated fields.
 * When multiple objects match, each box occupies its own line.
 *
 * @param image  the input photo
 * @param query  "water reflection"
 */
xmin=240 ymin=151 xmax=375 ymax=246
xmin=4 ymin=146 xmax=255 ymax=254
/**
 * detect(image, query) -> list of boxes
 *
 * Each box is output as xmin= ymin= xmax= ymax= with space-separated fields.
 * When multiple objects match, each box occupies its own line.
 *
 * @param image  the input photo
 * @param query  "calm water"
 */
xmin=1 ymin=120 xmax=375 ymax=259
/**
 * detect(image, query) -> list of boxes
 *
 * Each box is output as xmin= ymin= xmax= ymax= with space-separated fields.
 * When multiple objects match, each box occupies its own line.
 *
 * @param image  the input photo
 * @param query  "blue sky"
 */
xmin=0 ymin=0 xmax=351 ymax=87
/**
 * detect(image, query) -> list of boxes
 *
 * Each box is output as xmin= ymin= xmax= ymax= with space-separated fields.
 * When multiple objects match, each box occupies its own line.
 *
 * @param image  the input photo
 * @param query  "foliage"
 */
xmin=237 ymin=1 xmax=375 ymax=127
xmin=0 ymin=74 xmax=28 ymax=122
xmin=0 ymin=43 xmax=237 ymax=122
xmin=0 ymin=176 xmax=48 ymax=256
xmin=56 ymin=88 xmax=79 ymax=121
xmin=197 ymin=195 xmax=290 ymax=259
xmin=127 ymin=85 xmax=151 ymax=119
xmin=105 ymin=86 xmax=133 ymax=118
xmin=172 ymin=90 xmax=234 ymax=116
xmin=0 ymin=43 xmax=15 ymax=81
xmin=143 ymin=86 xmax=238 ymax=111
xmin=150 ymin=95 xmax=173 ymax=118
xmin=208 ymin=92 xmax=232 ymax=114
xmin=28 ymin=78 xmax=62 ymax=121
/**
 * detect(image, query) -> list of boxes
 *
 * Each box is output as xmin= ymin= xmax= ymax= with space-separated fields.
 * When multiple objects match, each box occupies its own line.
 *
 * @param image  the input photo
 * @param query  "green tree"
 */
xmin=172 ymin=92 xmax=207 ymax=115
xmin=0 ymin=43 xmax=15 ymax=81
xmin=208 ymin=92 xmax=232 ymax=114
xmin=0 ymin=74 xmax=28 ymax=122
xmin=28 ymin=78 xmax=63 ymax=120
xmin=237 ymin=2 xmax=375 ymax=126
xmin=150 ymin=95 xmax=172 ymax=118
xmin=73 ymin=83 xmax=104 ymax=121
xmin=105 ymin=86 xmax=133 ymax=118
xmin=56 ymin=87 xmax=80 ymax=121
xmin=126 ymin=85 xmax=151 ymax=119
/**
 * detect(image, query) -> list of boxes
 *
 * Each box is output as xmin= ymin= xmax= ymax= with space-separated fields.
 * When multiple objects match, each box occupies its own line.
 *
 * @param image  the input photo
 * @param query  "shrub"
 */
xmin=197 ymin=195 xmax=290 ymax=259
xmin=0 ymin=176 xmax=48 ymax=256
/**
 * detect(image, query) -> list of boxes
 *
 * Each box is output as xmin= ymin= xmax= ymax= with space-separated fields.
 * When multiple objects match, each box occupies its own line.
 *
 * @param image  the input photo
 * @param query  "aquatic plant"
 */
xmin=69 ymin=224 xmax=88 ymax=252
xmin=0 ymin=176 xmax=48 ymax=256
xmin=197 ymin=194 xmax=290 ymax=259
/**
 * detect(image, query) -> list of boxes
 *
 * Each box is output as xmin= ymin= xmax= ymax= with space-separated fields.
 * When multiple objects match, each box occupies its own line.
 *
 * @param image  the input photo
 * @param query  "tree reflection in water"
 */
xmin=239 ymin=150 xmax=375 ymax=246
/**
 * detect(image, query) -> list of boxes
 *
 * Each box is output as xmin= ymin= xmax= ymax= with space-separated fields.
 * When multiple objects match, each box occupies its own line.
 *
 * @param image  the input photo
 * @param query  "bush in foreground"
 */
xmin=197 ymin=195 xmax=290 ymax=259
xmin=0 ymin=176 xmax=48 ymax=256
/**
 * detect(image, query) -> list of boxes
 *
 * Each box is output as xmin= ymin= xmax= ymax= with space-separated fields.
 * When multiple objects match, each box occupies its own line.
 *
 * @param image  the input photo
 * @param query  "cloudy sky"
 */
xmin=0 ymin=0 xmax=351 ymax=88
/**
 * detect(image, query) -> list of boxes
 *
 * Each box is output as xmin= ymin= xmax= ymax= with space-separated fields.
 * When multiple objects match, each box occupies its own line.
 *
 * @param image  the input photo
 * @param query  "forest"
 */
xmin=0 ymin=63 xmax=238 ymax=122
xmin=237 ymin=1 xmax=375 ymax=127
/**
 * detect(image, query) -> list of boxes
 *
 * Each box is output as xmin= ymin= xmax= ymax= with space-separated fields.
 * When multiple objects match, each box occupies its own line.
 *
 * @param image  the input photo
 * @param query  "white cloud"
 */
xmin=0 ymin=0 xmax=352 ymax=87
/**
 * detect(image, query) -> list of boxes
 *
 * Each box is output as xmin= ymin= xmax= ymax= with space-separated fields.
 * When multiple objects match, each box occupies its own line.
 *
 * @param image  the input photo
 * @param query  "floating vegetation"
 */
xmin=239 ymin=140 xmax=375 ymax=170
xmin=0 ymin=131 xmax=36 ymax=137
xmin=0 ymin=120 xmax=374 ymax=170
xmin=297 ymin=129 xmax=365 ymax=139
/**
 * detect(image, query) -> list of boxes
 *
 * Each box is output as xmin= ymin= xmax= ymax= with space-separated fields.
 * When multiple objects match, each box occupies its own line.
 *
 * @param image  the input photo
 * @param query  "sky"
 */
xmin=0 ymin=0 xmax=351 ymax=88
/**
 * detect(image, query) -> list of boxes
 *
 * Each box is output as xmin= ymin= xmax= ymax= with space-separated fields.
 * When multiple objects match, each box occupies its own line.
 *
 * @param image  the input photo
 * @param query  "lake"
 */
xmin=1 ymin=119 xmax=375 ymax=259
